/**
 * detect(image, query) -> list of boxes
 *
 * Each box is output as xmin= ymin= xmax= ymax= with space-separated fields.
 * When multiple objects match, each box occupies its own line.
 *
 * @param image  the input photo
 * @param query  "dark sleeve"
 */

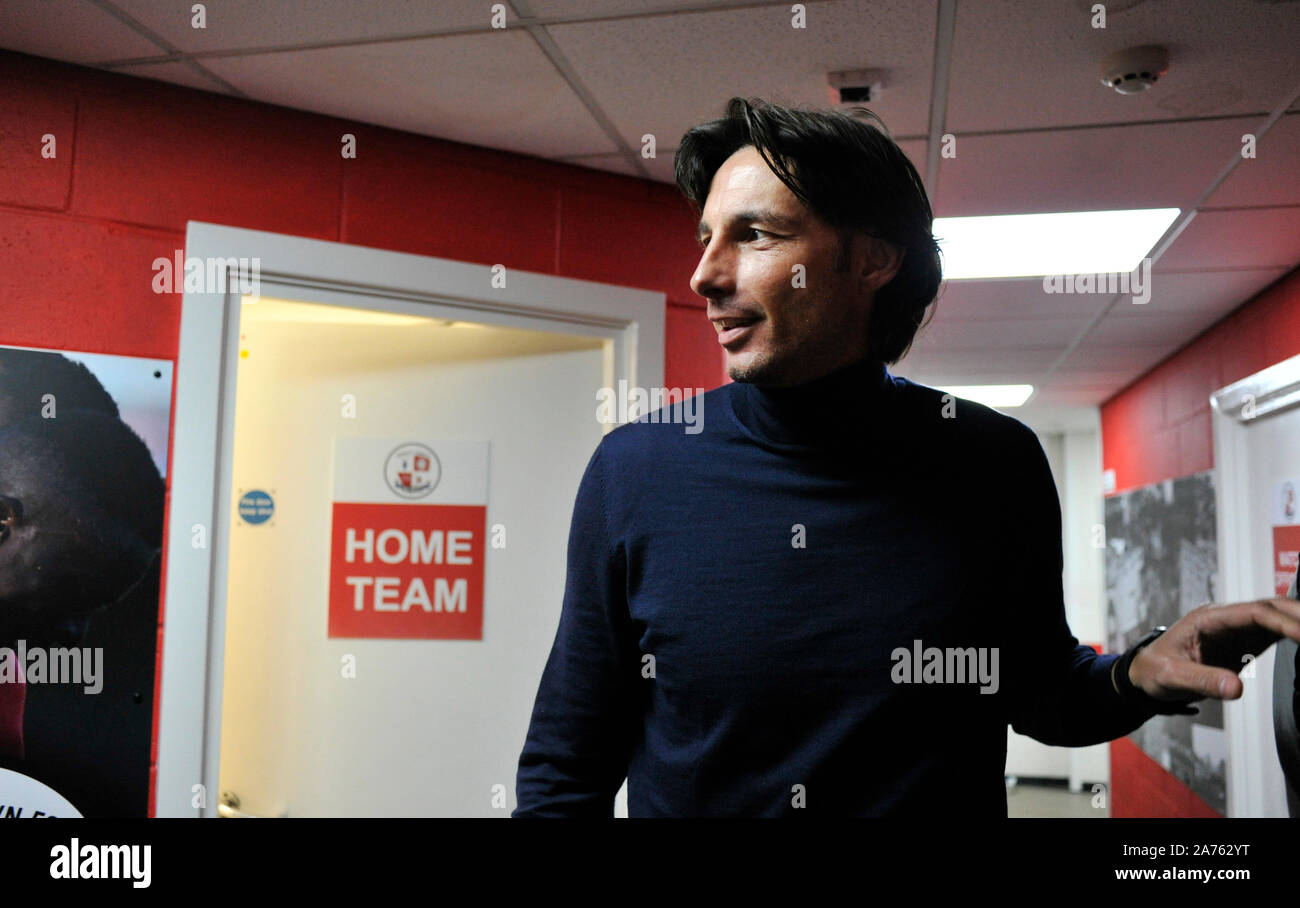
xmin=513 ymin=440 xmax=643 ymax=816
xmin=999 ymin=423 xmax=1161 ymax=746
xmin=1274 ymin=566 xmax=1300 ymax=812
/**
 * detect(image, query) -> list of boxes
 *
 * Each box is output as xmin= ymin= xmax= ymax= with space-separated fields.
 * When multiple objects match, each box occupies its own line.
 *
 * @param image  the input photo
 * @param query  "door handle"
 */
xmin=218 ymin=791 xmax=281 ymax=818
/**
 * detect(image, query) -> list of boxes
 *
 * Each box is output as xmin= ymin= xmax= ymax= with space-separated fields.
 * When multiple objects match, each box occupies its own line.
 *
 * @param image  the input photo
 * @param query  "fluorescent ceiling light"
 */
xmin=935 ymin=384 xmax=1035 ymax=408
xmin=241 ymin=296 xmax=446 ymax=326
xmin=933 ymin=209 xmax=1179 ymax=279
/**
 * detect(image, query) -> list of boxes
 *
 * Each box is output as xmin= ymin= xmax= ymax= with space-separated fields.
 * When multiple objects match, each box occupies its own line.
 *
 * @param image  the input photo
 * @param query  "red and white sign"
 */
xmin=1273 ymin=478 xmax=1300 ymax=598
xmin=327 ymin=438 xmax=489 ymax=639
xmin=1274 ymin=526 xmax=1300 ymax=597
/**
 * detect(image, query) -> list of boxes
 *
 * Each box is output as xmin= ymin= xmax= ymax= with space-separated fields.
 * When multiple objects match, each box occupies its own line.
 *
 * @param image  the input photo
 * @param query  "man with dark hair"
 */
xmin=513 ymin=98 xmax=1300 ymax=816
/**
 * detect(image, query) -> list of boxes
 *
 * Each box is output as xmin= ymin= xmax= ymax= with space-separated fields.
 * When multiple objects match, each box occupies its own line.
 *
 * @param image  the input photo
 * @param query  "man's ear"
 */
xmin=859 ymin=236 xmax=905 ymax=293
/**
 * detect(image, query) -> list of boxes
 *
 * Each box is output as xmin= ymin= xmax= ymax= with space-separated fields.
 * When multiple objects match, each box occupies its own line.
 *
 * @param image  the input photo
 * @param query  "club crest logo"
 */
xmin=384 ymin=443 xmax=441 ymax=499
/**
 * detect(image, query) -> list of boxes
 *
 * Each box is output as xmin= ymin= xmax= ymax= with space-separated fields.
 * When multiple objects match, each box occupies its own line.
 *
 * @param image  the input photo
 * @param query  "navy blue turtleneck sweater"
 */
xmin=513 ymin=356 xmax=1160 ymax=817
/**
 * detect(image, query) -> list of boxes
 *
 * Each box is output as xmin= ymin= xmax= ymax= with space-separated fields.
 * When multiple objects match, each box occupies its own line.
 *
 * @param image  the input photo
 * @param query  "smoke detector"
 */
xmin=1099 ymin=45 xmax=1169 ymax=94
xmin=827 ymin=68 xmax=888 ymax=105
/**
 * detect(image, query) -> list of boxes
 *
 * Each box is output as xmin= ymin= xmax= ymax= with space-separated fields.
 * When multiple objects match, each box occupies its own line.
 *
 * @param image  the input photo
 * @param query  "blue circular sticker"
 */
xmin=238 ymin=489 xmax=274 ymax=524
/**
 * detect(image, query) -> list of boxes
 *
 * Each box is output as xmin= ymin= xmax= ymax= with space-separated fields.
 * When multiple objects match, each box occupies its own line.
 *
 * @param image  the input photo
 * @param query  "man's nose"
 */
xmin=690 ymin=240 xmax=735 ymax=300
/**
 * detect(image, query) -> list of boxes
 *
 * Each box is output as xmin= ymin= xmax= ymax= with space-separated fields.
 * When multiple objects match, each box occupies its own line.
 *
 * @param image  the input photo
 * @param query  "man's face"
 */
xmin=691 ymin=145 xmax=898 ymax=387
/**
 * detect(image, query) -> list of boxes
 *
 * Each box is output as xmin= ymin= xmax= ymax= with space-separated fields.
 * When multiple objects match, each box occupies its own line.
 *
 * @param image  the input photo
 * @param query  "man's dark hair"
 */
xmin=674 ymin=97 xmax=943 ymax=364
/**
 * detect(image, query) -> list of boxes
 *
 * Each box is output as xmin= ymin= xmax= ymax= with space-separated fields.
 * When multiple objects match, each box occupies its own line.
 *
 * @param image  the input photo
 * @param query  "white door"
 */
xmin=156 ymin=223 xmax=663 ymax=818
xmin=1212 ymin=354 xmax=1300 ymax=816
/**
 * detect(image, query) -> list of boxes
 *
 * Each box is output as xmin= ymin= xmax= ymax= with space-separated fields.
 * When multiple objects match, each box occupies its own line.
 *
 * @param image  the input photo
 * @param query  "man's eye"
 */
xmin=697 ymin=229 xmax=772 ymax=248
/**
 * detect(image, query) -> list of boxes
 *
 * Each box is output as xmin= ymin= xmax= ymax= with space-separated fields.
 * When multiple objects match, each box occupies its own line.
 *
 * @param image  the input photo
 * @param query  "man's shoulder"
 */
xmin=599 ymin=381 xmax=734 ymax=453
xmin=894 ymin=369 xmax=1034 ymax=437
xmin=888 ymin=372 xmax=1041 ymax=452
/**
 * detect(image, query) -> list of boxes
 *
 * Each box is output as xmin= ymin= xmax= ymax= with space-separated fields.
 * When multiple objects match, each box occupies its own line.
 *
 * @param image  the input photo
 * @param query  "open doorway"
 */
xmin=156 ymin=223 xmax=664 ymax=817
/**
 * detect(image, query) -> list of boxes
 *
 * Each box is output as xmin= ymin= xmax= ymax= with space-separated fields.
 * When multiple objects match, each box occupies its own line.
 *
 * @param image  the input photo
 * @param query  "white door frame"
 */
xmin=156 ymin=221 xmax=665 ymax=817
xmin=1211 ymin=352 xmax=1300 ymax=817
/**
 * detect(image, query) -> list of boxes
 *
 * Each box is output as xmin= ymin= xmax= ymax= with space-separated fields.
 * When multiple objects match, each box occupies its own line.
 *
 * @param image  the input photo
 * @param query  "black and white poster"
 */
xmin=1105 ymin=470 xmax=1223 ymax=814
xmin=0 ymin=344 xmax=171 ymax=816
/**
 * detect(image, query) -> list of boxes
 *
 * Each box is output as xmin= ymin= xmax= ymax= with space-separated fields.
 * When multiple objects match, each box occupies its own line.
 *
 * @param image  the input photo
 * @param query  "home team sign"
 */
xmin=328 ymin=438 xmax=489 ymax=639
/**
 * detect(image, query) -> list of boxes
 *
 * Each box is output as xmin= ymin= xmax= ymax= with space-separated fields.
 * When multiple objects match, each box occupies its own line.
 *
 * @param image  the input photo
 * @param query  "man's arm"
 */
xmin=513 ymin=441 xmax=643 ymax=816
xmin=998 ymin=423 xmax=1165 ymax=747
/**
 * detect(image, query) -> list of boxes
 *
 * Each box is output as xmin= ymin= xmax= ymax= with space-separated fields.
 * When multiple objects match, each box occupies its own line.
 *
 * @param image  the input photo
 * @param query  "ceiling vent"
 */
xmin=827 ymin=68 xmax=888 ymax=105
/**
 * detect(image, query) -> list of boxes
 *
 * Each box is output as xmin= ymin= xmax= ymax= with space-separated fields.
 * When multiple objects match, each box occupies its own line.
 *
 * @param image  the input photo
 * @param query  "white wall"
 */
xmin=1006 ymin=424 xmax=1110 ymax=790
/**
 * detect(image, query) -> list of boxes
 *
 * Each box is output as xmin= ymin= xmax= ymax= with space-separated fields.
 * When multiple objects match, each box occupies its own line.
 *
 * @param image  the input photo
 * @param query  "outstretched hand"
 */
xmin=1129 ymin=597 xmax=1300 ymax=703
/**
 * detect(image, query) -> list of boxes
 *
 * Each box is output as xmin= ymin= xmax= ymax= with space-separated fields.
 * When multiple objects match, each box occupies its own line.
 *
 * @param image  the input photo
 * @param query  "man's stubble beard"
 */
xmin=726 ymin=349 xmax=776 ymax=385
xmin=727 ymin=334 xmax=820 ymax=388
xmin=729 ymin=259 xmax=867 ymax=387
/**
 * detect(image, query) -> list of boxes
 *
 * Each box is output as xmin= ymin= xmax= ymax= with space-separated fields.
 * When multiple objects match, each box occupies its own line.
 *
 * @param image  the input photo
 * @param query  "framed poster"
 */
xmin=0 ymin=344 xmax=171 ymax=816
xmin=1105 ymin=470 xmax=1225 ymax=814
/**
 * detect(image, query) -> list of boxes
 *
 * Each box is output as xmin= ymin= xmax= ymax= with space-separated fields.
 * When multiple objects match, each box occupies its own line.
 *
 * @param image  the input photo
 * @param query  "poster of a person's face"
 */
xmin=0 ymin=344 xmax=171 ymax=816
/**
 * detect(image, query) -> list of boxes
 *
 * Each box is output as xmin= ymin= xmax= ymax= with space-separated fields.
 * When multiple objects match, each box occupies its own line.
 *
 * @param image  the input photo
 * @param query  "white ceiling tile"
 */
xmin=895 ymin=345 xmax=1061 ymax=379
xmin=530 ymin=0 xmax=758 ymax=15
xmin=1066 ymin=339 xmax=1183 ymax=369
xmin=546 ymin=0 xmax=937 ymax=152
xmin=935 ymin=117 xmax=1256 ymax=217
xmin=1154 ymin=208 xmax=1300 ymax=270
xmin=106 ymin=0 xmax=489 ymax=55
xmin=553 ymin=153 xmax=641 ymax=177
xmin=1048 ymin=367 xmax=1145 ymax=385
xmin=946 ymin=0 xmax=1300 ymax=133
xmin=112 ymin=59 xmax=235 ymax=94
xmin=1024 ymin=398 xmax=1108 ymax=417
xmin=1111 ymin=267 xmax=1288 ymax=315
xmin=1011 ymin=402 xmax=1105 ymax=434
xmin=915 ymin=316 xmax=1087 ymax=349
xmin=1025 ymin=401 xmax=1111 ymax=419
xmin=1023 ymin=394 xmax=1105 ymax=411
xmin=0 ymin=0 xmax=162 ymax=63
xmin=1041 ymin=379 xmax=1126 ymax=393
xmin=933 ymin=278 xmax=1110 ymax=321
xmin=200 ymin=33 xmax=618 ymax=158
xmin=1206 ymin=112 xmax=1300 ymax=208
xmin=1084 ymin=311 xmax=1214 ymax=347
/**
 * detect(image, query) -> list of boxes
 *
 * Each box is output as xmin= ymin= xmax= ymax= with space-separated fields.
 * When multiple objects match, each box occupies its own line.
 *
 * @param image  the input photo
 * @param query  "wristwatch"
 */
xmin=1111 ymin=626 xmax=1200 ymax=716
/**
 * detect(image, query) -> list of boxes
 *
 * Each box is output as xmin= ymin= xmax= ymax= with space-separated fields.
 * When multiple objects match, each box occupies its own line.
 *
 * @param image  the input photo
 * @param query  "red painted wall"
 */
xmin=0 ymin=50 xmax=725 ymax=815
xmin=1101 ymin=267 xmax=1300 ymax=816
